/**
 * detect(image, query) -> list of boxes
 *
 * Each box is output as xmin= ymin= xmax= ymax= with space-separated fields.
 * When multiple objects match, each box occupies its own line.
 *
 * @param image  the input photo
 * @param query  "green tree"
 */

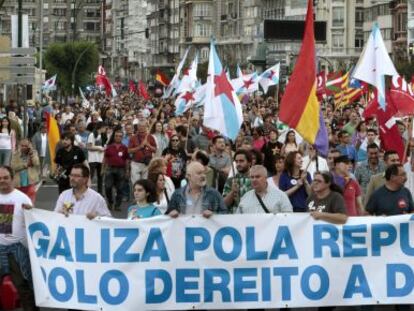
xmin=395 ymin=60 xmax=414 ymax=81
xmin=44 ymin=41 xmax=99 ymax=95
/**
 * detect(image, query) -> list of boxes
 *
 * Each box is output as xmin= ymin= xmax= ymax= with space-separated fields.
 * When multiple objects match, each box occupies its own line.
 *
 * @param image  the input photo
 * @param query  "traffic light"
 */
xmin=409 ymin=43 xmax=414 ymax=56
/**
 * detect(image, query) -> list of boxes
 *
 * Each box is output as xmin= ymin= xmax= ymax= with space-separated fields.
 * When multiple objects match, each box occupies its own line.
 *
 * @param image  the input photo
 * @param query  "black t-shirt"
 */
xmin=306 ymin=191 xmax=347 ymax=215
xmin=55 ymin=145 xmax=86 ymax=174
xmin=366 ymin=185 xmax=414 ymax=216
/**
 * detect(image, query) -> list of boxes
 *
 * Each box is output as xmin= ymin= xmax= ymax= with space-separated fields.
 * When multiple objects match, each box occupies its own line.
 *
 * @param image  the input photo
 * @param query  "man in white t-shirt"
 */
xmin=60 ymin=105 xmax=75 ymax=125
xmin=0 ymin=165 xmax=39 ymax=310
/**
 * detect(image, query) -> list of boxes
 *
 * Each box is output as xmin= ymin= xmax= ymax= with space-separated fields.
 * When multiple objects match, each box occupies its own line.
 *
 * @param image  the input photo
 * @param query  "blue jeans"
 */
xmin=0 ymin=149 xmax=11 ymax=166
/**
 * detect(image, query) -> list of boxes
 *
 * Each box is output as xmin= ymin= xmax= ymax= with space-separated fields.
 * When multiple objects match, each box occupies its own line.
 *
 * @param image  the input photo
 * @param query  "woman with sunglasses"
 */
xmin=307 ymin=171 xmax=348 ymax=224
xmin=127 ymin=179 xmax=161 ymax=220
xmin=162 ymin=134 xmax=187 ymax=188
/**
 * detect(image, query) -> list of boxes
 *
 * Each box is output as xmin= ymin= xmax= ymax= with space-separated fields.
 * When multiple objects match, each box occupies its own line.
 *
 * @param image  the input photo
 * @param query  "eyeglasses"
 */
xmin=171 ymin=139 xmax=179 ymax=142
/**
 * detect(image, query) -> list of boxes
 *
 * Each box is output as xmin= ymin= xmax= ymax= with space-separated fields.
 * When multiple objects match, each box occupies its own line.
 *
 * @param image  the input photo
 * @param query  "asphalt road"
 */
xmin=11 ymin=182 xmax=413 ymax=311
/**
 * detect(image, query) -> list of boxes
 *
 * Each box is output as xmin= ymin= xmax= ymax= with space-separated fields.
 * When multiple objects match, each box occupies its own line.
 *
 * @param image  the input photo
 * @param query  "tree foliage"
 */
xmin=395 ymin=60 xmax=414 ymax=81
xmin=44 ymin=41 xmax=99 ymax=95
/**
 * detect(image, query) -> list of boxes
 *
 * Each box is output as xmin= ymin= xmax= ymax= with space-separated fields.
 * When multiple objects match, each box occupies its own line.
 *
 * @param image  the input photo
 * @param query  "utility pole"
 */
xmin=18 ymin=0 xmax=28 ymax=137
xmin=39 ymin=0 xmax=44 ymax=106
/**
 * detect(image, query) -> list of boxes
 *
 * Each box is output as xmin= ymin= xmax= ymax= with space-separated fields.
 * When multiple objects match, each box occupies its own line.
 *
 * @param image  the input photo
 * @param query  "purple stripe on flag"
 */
xmin=314 ymin=107 xmax=329 ymax=157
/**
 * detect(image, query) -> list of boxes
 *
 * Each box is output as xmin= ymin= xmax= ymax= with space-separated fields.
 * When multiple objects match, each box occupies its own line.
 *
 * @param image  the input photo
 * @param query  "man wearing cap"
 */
xmin=334 ymin=155 xmax=364 ymax=216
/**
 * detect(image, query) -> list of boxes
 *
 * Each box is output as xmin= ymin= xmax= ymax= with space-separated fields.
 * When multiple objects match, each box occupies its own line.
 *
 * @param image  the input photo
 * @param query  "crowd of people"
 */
xmin=1 ymin=88 xmax=413 ymax=311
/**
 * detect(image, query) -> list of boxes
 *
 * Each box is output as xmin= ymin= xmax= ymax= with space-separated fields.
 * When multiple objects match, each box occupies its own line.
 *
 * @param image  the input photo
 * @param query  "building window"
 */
xmin=355 ymin=35 xmax=363 ymax=48
xmin=55 ymin=20 xmax=66 ymax=30
xmin=53 ymin=8 xmax=66 ymax=16
xmin=355 ymin=9 xmax=363 ymax=27
xmin=84 ymin=22 xmax=98 ymax=31
xmin=332 ymin=7 xmax=344 ymax=27
xmin=332 ymin=31 xmax=344 ymax=48
xmin=194 ymin=3 xmax=211 ymax=17
xmin=201 ymin=47 xmax=209 ymax=60
xmin=195 ymin=23 xmax=211 ymax=37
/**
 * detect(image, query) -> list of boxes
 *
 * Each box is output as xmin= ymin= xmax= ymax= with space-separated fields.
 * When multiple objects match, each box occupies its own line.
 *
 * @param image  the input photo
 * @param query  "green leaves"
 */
xmin=44 ymin=41 xmax=99 ymax=95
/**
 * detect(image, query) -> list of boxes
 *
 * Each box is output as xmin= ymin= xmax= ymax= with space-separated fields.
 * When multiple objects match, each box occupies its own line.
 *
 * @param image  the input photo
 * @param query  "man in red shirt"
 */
xmin=103 ymin=128 xmax=130 ymax=211
xmin=334 ymin=155 xmax=364 ymax=216
xmin=128 ymin=121 xmax=157 ymax=183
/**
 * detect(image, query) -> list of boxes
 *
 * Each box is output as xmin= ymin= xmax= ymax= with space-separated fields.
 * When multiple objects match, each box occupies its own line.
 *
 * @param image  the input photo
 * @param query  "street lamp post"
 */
xmin=71 ymin=44 xmax=93 ymax=96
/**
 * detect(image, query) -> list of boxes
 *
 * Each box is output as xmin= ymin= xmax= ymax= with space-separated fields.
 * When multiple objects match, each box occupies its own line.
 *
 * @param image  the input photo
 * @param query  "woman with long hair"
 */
xmin=267 ymin=154 xmax=285 ymax=189
xmin=147 ymin=157 xmax=175 ymax=199
xmin=279 ymin=151 xmax=312 ymax=212
xmin=151 ymin=121 xmax=169 ymax=156
xmin=127 ymin=179 xmax=161 ymax=219
xmin=0 ymin=117 xmax=16 ymax=165
xmin=162 ymin=134 xmax=187 ymax=188
xmin=281 ymin=130 xmax=299 ymax=155
xmin=251 ymin=127 xmax=266 ymax=152
xmin=147 ymin=172 xmax=169 ymax=214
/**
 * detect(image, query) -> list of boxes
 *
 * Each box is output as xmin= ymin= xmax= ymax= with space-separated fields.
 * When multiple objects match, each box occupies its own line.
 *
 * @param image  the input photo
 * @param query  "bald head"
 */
xmin=186 ymin=161 xmax=207 ymax=189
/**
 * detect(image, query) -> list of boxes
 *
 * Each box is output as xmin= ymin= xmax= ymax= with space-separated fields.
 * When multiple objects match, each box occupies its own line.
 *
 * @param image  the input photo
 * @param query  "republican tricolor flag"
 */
xmin=279 ymin=0 xmax=328 ymax=156
xmin=203 ymin=41 xmax=243 ymax=141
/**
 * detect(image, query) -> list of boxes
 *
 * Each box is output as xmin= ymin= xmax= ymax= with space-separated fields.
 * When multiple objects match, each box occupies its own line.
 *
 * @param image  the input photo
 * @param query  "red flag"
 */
xmin=128 ymin=80 xmax=136 ymax=93
xmin=316 ymin=71 xmax=326 ymax=100
xmin=95 ymin=65 xmax=112 ymax=96
xmin=364 ymin=92 xmax=405 ymax=160
xmin=389 ymin=75 xmax=414 ymax=115
xmin=138 ymin=80 xmax=150 ymax=100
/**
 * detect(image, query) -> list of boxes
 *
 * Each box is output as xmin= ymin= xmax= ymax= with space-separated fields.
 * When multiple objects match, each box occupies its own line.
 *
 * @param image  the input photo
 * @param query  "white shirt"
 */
xmin=87 ymin=133 xmax=104 ymax=163
xmin=54 ymin=188 xmax=111 ymax=217
xmin=0 ymin=132 xmax=11 ymax=150
xmin=238 ymin=184 xmax=293 ymax=214
xmin=40 ymin=133 xmax=47 ymax=157
xmin=0 ymin=189 xmax=32 ymax=246
xmin=61 ymin=112 xmax=74 ymax=125
xmin=302 ymin=155 xmax=329 ymax=179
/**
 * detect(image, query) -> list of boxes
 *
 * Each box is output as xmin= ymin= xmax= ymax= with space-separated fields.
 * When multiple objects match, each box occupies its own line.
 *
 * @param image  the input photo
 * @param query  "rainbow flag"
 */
xmin=279 ymin=0 xmax=328 ymax=156
xmin=45 ymin=113 xmax=60 ymax=172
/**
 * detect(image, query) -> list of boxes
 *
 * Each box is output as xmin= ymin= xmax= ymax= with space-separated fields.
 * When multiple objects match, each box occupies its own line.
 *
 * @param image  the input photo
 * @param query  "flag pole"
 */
xmin=275 ymin=84 xmax=279 ymax=108
xmin=402 ymin=116 xmax=413 ymax=164
xmin=184 ymin=107 xmax=193 ymax=154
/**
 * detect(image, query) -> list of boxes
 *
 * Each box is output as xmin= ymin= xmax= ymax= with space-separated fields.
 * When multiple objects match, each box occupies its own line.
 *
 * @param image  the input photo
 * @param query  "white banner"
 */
xmin=24 ymin=209 xmax=414 ymax=310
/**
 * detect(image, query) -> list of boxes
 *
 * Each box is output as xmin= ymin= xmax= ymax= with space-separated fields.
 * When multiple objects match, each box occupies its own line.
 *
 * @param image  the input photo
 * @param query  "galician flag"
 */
xmin=42 ymin=74 xmax=57 ymax=93
xmin=163 ymin=47 xmax=190 ymax=98
xmin=352 ymin=23 xmax=398 ymax=110
xmin=203 ymin=41 xmax=243 ymax=140
xmin=259 ymin=63 xmax=280 ymax=94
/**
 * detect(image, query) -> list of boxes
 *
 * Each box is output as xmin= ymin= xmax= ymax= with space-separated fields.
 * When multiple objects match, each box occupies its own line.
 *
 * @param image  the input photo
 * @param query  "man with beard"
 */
xmin=54 ymin=164 xmax=111 ymax=219
xmin=54 ymin=132 xmax=87 ymax=193
xmin=166 ymin=161 xmax=226 ymax=217
xmin=223 ymin=150 xmax=253 ymax=213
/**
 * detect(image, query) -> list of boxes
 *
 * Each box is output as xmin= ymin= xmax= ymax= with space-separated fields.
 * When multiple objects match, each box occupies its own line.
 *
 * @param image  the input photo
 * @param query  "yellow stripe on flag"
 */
xmin=48 ymin=115 xmax=60 ymax=172
xmin=295 ymin=83 xmax=320 ymax=144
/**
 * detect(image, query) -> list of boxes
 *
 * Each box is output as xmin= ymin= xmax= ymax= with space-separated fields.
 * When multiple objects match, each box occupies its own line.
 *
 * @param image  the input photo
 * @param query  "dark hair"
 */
xmin=0 ymin=117 xmax=11 ymax=134
xmin=314 ymin=171 xmax=343 ymax=194
xmin=93 ymin=121 xmax=105 ymax=138
xmin=385 ymin=164 xmax=403 ymax=181
xmin=147 ymin=172 xmax=164 ymax=194
xmin=284 ymin=150 xmax=301 ymax=176
xmin=134 ymin=179 xmax=157 ymax=203
xmin=338 ymin=130 xmax=349 ymax=139
xmin=151 ymin=121 xmax=164 ymax=134
xmin=356 ymin=121 xmax=366 ymax=132
xmin=193 ymin=150 xmax=210 ymax=166
xmin=234 ymin=149 xmax=252 ymax=163
xmin=384 ymin=150 xmax=398 ymax=161
xmin=284 ymin=130 xmax=297 ymax=145
xmin=0 ymin=165 xmax=14 ymax=178
xmin=71 ymin=164 xmax=90 ymax=178
xmin=107 ymin=126 xmax=123 ymax=145
xmin=175 ymin=125 xmax=187 ymax=136
xmin=212 ymin=135 xmax=225 ymax=145
xmin=367 ymin=128 xmax=377 ymax=135
xmin=250 ymin=149 xmax=263 ymax=165
xmin=366 ymin=143 xmax=379 ymax=151
xmin=61 ymin=132 xmax=75 ymax=144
